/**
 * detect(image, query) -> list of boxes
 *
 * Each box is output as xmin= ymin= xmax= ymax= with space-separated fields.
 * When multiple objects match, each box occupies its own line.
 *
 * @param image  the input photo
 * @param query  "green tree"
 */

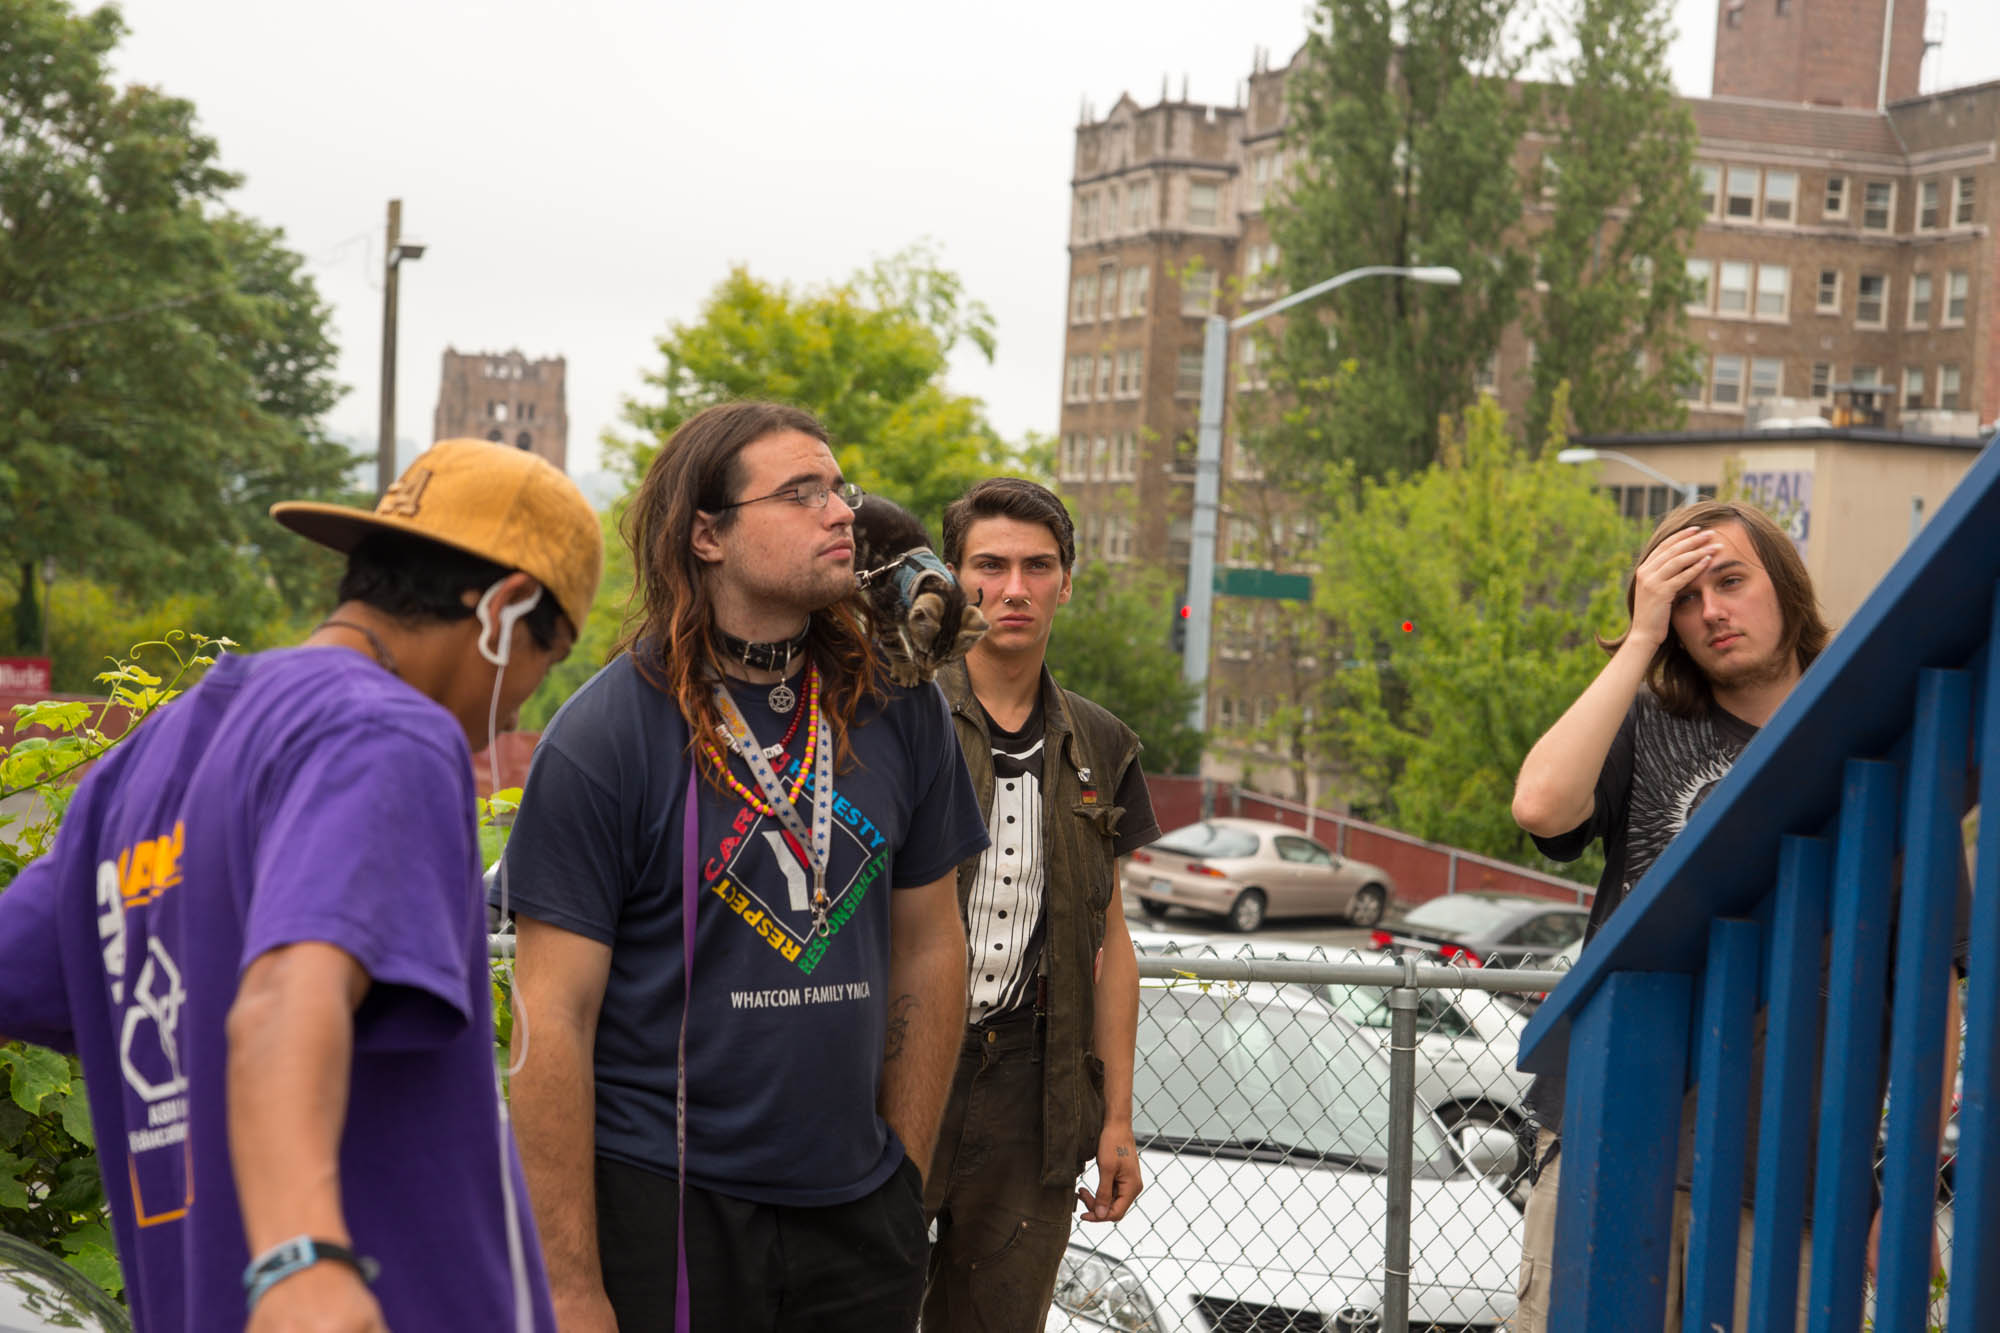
xmin=1527 ymin=0 xmax=1703 ymax=434
xmin=0 ymin=0 xmax=355 ymax=649
xmin=1044 ymin=562 xmax=1203 ymax=776
xmin=1302 ymin=392 xmax=1631 ymax=873
xmin=1257 ymin=0 xmax=1540 ymax=482
xmin=608 ymin=245 xmax=1009 ymax=525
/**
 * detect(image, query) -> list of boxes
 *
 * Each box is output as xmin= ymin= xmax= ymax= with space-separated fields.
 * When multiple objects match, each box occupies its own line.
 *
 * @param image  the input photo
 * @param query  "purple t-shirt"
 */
xmin=0 ymin=647 xmax=554 ymax=1332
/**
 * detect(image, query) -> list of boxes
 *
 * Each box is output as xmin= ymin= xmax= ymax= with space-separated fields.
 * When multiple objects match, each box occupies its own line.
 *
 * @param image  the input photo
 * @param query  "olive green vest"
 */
xmin=936 ymin=659 xmax=1142 ymax=1186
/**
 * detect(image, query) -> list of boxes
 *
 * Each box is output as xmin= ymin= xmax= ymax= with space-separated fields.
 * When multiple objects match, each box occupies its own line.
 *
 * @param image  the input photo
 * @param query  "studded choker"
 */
xmin=715 ymin=623 xmax=810 ymax=673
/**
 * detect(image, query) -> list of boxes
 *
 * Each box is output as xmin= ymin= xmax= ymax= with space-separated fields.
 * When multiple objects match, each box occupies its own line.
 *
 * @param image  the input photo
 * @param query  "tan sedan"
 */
xmin=1124 ymin=817 xmax=1396 ymax=933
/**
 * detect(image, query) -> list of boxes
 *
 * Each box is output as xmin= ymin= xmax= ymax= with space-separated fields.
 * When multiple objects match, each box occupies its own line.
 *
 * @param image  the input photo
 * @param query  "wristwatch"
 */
xmin=243 ymin=1236 xmax=379 ymax=1311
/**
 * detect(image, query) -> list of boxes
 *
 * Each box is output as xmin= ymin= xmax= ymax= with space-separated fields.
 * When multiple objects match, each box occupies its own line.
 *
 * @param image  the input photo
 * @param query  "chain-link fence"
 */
xmin=483 ymin=931 xmax=1957 ymax=1332
xmin=1047 ymin=940 xmax=1564 ymax=1333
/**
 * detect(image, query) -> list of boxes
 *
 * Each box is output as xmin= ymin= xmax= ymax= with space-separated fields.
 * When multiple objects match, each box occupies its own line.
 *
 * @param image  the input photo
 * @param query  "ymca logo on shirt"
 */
xmin=700 ymin=769 xmax=889 ymax=978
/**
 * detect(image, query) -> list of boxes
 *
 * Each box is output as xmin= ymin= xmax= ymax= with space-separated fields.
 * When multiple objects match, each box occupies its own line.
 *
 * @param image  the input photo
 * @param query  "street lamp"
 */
xmin=1181 ymin=264 xmax=1463 ymax=730
xmin=1555 ymin=447 xmax=1700 ymax=508
xmin=376 ymin=199 xmax=427 ymax=499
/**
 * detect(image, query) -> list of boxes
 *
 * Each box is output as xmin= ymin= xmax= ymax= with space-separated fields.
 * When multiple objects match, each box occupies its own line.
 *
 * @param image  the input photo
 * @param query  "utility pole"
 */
xmin=375 ymin=200 xmax=427 ymax=497
xmin=377 ymin=199 xmax=402 ymax=499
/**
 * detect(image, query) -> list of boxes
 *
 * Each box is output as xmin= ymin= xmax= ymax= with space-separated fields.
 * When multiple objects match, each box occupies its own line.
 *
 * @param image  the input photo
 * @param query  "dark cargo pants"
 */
xmin=922 ymin=1013 xmax=1078 ymax=1333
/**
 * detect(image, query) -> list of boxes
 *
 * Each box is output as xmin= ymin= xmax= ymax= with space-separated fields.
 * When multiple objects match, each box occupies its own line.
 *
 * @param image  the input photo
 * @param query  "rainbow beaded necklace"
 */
xmin=704 ymin=663 xmax=819 ymax=816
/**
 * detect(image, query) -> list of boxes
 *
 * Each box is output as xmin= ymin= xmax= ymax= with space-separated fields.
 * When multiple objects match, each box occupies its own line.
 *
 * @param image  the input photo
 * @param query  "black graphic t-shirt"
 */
xmin=1536 ymin=691 xmax=1758 ymax=943
xmin=1525 ymin=693 xmax=1754 ymax=1135
xmin=502 ymin=655 xmax=988 ymax=1206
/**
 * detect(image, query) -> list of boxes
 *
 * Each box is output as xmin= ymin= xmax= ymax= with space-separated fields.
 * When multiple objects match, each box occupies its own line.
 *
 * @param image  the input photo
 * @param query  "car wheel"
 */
xmin=1442 ymin=1103 xmax=1531 ymax=1208
xmin=1138 ymin=897 xmax=1169 ymax=920
xmin=1347 ymin=884 xmax=1386 ymax=928
xmin=1226 ymin=889 xmax=1266 ymax=933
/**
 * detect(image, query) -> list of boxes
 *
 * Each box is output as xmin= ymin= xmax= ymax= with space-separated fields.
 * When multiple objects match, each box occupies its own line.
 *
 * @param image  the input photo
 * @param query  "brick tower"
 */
xmin=432 ymin=348 xmax=569 ymax=472
xmin=1711 ymin=0 xmax=1928 ymax=109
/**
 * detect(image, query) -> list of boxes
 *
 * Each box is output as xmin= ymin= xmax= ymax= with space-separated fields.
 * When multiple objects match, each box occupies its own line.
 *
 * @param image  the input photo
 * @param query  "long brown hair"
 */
xmin=1601 ymin=499 xmax=1829 ymax=717
xmin=618 ymin=402 xmax=888 ymax=782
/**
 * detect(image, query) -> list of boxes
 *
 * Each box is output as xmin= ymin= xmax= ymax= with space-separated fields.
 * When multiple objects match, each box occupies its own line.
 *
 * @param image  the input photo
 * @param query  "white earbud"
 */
xmin=475 ymin=580 xmax=544 ymax=667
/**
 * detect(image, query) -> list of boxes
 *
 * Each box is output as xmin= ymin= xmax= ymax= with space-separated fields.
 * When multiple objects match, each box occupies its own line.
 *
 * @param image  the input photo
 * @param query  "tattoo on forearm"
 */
xmin=883 ymin=993 xmax=917 ymax=1061
xmin=1116 ymin=1145 xmax=1130 ymax=1158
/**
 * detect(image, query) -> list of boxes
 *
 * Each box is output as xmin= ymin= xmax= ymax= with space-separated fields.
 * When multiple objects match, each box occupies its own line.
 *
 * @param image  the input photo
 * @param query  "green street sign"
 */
xmin=1214 ymin=568 xmax=1314 ymax=600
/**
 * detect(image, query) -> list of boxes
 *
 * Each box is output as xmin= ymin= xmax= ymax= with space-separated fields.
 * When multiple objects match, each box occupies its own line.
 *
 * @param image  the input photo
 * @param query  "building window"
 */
xmin=1756 ymin=264 xmax=1789 ymax=318
xmin=1070 ymin=275 xmax=1093 ymax=324
xmin=1679 ymin=354 xmax=1707 ymax=403
xmin=1810 ymin=362 xmax=1831 ymax=398
xmin=1115 ymin=349 xmax=1144 ymax=397
xmin=1236 ymin=338 xmax=1267 ymax=391
xmin=1474 ymin=351 xmax=1498 ymax=395
xmin=1119 ymin=266 xmax=1150 ymax=317
xmin=1098 ymin=265 xmax=1117 ymax=321
xmin=1065 ymin=356 xmax=1091 ymax=402
xmin=1954 ymin=175 xmax=1975 ymax=226
xmin=1076 ymin=194 xmax=1096 ymax=240
xmin=1104 ymin=187 xmax=1121 ymax=234
xmin=520 ymin=402 xmax=535 ymax=422
xmin=488 ymin=401 xmax=510 ymax=422
xmin=1856 ymin=272 xmax=1886 ymax=326
xmin=1919 ymin=180 xmax=1941 ymax=230
xmin=1719 ymin=261 xmax=1751 ymax=314
xmin=1188 ymin=181 xmax=1220 ymax=227
xmin=1181 ymin=269 xmax=1216 ymax=316
xmin=515 ymin=431 xmax=533 ymax=451
xmin=1910 ymin=272 xmax=1933 ymax=326
xmin=1695 ymin=164 xmax=1720 ymax=217
xmin=1127 ymin=182 xmax=1153 ymax=230
xmin=1816 ymin=269 xmax=1841 ymax=313
xmin=1096 ymin=354 xmax=1113 ymax=398
xmin=1750 ymin=357 xmax=1783 ymax=400
xmin=1686 ymin=258 xmax=1714 ymax=311
xmin=1725 ymin=166 xmax=1758 ymax=219
xmin=1176 ymin=349 xmax=1204 ymax=397
xmin=1712 ymin=355 xmax=1744 ymax=407
xmin=1763 ymin=171 xmax=1797 ymax=223
xmin=1903 ymin=365 xmax=1926 ymax=409
xmin=1091 ymin=436 xmax=1109 ymax=479
xmin=1941 ymin=364 xmax=1962 ymax=410
xmin=1851 ymin=364 xmax=1881 ymax=388
xmin=1824 ymin=175 xmax=1847 ymax=219
xmin=1863 ymin=181 xmax=1894 ymax=231
xmin=1945 ymin=270 xmax=1969 ymax=324
xmin=486 ymin=429 xmax=503 ymax=442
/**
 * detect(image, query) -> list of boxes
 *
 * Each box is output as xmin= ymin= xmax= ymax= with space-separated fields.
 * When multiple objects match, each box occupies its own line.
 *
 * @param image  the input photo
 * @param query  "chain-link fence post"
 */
xmin=1382 ymin=961 xmax=1420 ymax=1333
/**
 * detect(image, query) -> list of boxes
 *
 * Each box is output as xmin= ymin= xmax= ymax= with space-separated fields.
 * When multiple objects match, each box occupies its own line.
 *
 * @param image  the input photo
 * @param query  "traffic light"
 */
xmin=1170 ymin=604 xmax=1191 ymax=654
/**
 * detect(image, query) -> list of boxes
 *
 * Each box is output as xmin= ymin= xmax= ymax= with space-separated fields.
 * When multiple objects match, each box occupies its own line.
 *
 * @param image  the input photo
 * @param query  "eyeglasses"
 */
xmin=714 ymin=481 xmax=866 ymax=512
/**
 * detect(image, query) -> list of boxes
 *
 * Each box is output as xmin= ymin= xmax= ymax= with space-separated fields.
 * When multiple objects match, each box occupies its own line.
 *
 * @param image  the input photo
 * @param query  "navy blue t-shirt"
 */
xmin=501 ymin=654 xmax=987 ymax=1207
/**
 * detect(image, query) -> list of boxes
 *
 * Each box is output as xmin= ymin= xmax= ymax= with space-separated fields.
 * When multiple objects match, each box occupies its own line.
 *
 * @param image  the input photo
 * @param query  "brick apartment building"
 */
xmin=1056 ymin=0 xmax=1998 ymax=783
xmin=432 ymin=348 xmax=570 ymax=472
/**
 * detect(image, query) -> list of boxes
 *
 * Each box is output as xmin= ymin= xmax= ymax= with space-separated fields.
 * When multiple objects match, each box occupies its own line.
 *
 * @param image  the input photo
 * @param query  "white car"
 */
xmin=1047 ymin=976 xmax=1522 ymax=1332
xmin=1138 ymin=930 xmax=1540 ymax=1205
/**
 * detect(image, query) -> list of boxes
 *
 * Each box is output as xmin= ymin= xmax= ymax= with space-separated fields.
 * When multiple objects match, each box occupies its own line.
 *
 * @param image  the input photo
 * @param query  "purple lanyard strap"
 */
xmin=676 ymin=765 xmax=698 ymax=1333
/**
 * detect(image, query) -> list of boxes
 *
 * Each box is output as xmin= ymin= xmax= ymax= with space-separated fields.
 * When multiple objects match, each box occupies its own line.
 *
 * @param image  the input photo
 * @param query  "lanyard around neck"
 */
xmin=711 ymin=681 xmax=836 ymax=936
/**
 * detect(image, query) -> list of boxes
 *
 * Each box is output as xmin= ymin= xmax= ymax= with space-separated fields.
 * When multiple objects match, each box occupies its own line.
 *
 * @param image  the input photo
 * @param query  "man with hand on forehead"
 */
xmin=0 ymin=439 xmax=602 ymax=1332
xmin=1510 ymin=501 xmax=1967 ymax=1330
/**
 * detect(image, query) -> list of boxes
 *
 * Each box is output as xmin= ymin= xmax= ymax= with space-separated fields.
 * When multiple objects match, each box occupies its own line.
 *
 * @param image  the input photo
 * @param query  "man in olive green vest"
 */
xmin=923 ymin=478 xmax=1161 ymax=1332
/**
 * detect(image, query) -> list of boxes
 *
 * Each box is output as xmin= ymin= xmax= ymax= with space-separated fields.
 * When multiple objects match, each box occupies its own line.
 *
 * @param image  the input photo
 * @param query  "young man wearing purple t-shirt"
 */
xmin=0 ymin=440 xmax=602 ymax=1333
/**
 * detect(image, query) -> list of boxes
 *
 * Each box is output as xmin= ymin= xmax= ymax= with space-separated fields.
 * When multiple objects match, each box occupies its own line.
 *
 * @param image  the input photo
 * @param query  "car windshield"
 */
xmin=1401 ymin=895 xmax=1528 ymax=936
xmin=1153 ymin=823 xmax=1260 ymax=860
xmin=1131 ymin=985 xmax=1458 ymax=1179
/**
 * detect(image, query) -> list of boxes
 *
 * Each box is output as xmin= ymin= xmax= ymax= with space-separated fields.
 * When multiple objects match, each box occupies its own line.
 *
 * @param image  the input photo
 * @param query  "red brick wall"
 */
xmin=1713 ymin=0 xmax=1924 ymax=110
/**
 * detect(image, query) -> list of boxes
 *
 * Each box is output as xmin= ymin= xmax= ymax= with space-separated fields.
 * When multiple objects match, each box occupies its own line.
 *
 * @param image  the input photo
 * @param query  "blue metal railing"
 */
xmin=1519 ymin=436 xmax=2000 ymax=1332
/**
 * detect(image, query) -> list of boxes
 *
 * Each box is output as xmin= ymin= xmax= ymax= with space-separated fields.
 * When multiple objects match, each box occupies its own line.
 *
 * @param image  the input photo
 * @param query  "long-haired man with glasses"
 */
xmin=503 ymin=401 xmax=986 ymax=1332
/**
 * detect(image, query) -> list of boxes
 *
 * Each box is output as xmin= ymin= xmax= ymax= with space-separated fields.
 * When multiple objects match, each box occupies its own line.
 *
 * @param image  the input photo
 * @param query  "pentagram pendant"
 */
xmin=768 ymin=681 xmax=796 ymax=714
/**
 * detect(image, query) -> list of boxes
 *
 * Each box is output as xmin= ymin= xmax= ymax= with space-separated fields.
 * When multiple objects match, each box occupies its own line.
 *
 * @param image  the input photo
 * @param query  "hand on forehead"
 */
xmin=1687 ymin=519 xmax=1761 ymax=570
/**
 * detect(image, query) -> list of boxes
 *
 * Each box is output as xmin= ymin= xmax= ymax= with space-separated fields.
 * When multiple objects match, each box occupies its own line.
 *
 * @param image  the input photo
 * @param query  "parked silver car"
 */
xmin=1126 ymin=818 xmax=1395 ymax=932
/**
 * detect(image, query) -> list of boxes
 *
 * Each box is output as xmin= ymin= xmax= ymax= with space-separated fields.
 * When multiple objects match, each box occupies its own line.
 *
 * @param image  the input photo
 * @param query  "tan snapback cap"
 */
xmin=271 ymin=438 xmax=604 ymax=633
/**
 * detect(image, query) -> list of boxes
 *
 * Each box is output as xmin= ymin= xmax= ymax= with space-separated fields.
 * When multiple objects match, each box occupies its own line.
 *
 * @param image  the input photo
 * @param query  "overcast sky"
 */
xmin=108 ymin=0 xmax=2000 ymax=483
